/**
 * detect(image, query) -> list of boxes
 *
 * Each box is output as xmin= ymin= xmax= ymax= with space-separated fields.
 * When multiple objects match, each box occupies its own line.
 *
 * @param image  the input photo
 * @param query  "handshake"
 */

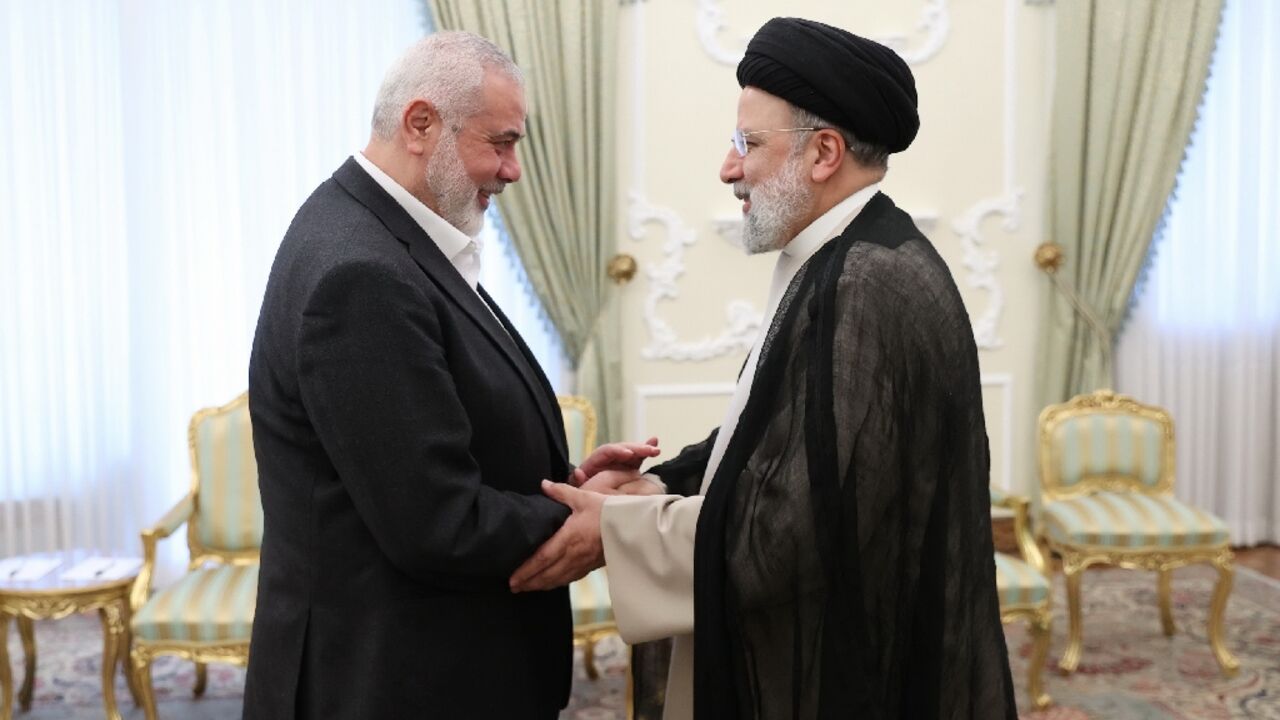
xmin=508 ymin=438 xmax=664 ymax=593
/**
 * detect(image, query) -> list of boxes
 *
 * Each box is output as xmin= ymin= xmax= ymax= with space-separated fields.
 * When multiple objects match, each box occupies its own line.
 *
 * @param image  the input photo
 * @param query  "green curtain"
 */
xmin=428 ymin=0 xmax=622 ymax=440
xmin=1036 ymin=0 xmax=1222 ymax=408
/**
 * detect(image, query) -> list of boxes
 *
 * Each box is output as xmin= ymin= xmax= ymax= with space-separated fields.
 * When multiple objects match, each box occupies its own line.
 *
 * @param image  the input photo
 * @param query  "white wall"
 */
xmin=615 ymin=0 xmax=1056 ymax=495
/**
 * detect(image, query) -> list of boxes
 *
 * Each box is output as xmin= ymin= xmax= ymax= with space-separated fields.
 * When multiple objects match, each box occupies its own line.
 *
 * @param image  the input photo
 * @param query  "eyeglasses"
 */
xmin=731 ymin=127 xmax=824 ymax=157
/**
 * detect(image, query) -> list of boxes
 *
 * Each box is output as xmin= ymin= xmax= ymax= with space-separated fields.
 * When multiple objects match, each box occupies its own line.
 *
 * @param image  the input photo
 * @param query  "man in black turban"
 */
xmin=509 ymin=16 xmax=1017 ymax=720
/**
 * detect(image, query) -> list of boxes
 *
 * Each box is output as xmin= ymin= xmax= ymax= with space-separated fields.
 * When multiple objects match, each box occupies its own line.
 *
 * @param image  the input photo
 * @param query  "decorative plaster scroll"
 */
xmin=629 ymin=192 xmax=763 ymax=361
xmin=712 ymin=210 xmax=939 ymax=250
xmin=951 ymin=192 xmax=1022 ymax=350
xmin=696 ymin=0 xmax=950 ymax=66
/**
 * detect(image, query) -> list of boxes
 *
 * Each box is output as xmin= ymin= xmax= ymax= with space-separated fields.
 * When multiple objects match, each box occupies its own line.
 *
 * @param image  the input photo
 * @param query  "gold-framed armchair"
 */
xmin=1037 ymin=389 xmax=1237 ymax=676
xmin=991 ymin=486 xmax=1052 ymax=710
xmin=129 ymin=392 xmax=262 ymax=719
xmin=557 ymin=394 xmax=617 ymax=680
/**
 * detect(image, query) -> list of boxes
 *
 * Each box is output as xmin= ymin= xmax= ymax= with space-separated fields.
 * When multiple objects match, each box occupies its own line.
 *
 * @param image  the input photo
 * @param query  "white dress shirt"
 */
xmin=352 ymin=151 xmax=485 ymax=292
xmin=699 ymin=182 xmax=880 ymax=490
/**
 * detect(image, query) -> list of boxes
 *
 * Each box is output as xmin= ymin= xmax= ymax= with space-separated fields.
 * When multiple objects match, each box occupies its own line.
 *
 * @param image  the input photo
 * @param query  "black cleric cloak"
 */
xmin=651 ymin=192 xmax=1017 ymax=719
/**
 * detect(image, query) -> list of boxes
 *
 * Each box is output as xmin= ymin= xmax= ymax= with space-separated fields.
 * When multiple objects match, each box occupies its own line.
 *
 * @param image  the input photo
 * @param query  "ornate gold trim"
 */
xmin=126 ymin=391 xmax=260 ymax=720
xmin=2 ymin=581 xmax=136 ymax=620
xmin=1 ymin=585 xmax=135 ymax=720
xmin=556 ymin=394 xmax=599 ymax=456
xmin=607 ymin=253 xmax=638 ymax=285
xmin=992 ymin=491 xmax=1047 ymax=575
xmin=1051 ymin=544 xmax=1239 ymax=677
xmin=992 ymin=487 xmax=1053 ymax=709
xmin=130 ymin=641 xmax=250 ymax=720
xmin=131 ymin=641 xmax=250 ymax=666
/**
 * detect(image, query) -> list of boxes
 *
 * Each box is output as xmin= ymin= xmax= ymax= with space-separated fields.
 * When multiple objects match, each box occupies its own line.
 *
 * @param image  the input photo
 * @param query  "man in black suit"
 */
xmin=243 ymin=31 xmax=655 ymax=719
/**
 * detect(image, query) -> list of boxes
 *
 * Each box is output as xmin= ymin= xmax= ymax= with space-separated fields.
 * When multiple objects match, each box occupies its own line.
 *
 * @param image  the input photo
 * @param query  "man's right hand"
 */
xmin=580 ymin=469 xmax=666 ymax=496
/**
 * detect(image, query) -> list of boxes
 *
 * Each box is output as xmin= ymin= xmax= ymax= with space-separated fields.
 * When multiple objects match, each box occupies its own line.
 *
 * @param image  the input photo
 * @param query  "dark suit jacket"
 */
xmin=244 ymin=157 xmax=573 ymax=719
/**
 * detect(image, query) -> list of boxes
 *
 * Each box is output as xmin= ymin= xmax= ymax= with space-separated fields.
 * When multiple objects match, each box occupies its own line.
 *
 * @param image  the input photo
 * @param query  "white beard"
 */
xmin=426 ymin=131 xmax=486 ymax=237
xmin=739 ymin=154 xmax=812 ymax=255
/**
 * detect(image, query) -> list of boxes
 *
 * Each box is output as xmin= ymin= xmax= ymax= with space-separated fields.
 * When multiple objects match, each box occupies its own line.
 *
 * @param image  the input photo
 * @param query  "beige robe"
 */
xmin=601 ymin=492 xmax=705 ymax=720
xmin=599 ymin=189 xmax=877 ymax=720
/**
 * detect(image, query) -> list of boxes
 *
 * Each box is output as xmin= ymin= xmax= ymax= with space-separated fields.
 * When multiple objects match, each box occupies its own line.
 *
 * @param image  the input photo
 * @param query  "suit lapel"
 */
xmin=477 ymin=285 xmax=569 ymax=463
xmin=332 ymin=157 xmax=569 ymax=467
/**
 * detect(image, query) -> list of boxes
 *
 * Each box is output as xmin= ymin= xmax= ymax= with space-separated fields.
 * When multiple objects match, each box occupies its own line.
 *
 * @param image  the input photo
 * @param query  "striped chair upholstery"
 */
xmin=1044 ymin=412 xmax=1168 ymax=491
xmin=132 ymin=565 xmax=258 ymax=643
xmin=130 ymin=392 xmax=261 ymax=720
xmin=994 ymin=552 xmax=1050 ymax=607
xmin=991 ymin=487 xmax=1052 ymax=709
xmin=1043 ymin=491 xmax=1229 ymax=549
xmin=191 ymin=403 xmax=263 ymax=554
xmin=556 ymin=395 xmax=615 ymax=680
xmin=1037 ymin=390 xmax=1238 ymax=678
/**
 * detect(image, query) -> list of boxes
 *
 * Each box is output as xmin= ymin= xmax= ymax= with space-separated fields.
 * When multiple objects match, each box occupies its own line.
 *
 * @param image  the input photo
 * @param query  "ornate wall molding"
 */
xmin=952 ymin=192 xmax=1021 ymax=350
xmin=695 ymin=0 xmax=950 ymax=66
xmin=629 ymin=192 xmax=763 ymax=361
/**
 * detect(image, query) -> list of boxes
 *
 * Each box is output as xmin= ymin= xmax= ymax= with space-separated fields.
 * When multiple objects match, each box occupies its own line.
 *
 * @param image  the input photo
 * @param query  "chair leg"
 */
xmin=1 ymin=614 xmax=13 ymax=720
xmin=119 ymin=609 xmax=143 ymax=706
xmin=1208 ymin=552 xmax=1240 ymax=677
xmin=1158 ymin=567 xmax=1176 ymax=637
xmin=193 ymin=662 xmax=208 ymax=698
xmin=1059 ymin=561 xmax=1085 ymax=674
xmin=98 ymin=606 xmax=125 ymax=720
xmin=584 ymin=636 xmax=600 ymax=681
xmin=1027 ymin=609 xmax=1052 ymax=709
xmin=132 ymin=648 xmax=160 ymax=720
xmin=17 ymin=615 xmax=35 ymax=711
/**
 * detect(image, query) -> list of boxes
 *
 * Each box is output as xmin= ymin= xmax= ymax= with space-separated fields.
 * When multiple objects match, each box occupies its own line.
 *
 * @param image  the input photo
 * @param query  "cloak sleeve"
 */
xmin=647 ymin=429 xmax=719 ymax=497
xmin=600 ymin=493 xmax=704 ymax=642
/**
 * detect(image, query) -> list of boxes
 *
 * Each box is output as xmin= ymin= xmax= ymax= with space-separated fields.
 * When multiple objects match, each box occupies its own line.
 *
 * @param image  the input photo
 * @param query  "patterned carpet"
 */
xmin=4 ymin=566 xmax=1276 ymax=719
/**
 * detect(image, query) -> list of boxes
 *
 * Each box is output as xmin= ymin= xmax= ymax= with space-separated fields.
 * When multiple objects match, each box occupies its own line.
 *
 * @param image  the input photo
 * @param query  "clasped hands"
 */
xmin=508 ymin=438 xmax=663 ymax=593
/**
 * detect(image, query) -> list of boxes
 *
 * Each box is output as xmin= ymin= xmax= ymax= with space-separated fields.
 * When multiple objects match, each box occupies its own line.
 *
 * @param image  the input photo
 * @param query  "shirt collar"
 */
xmin=782 ymin=182 xmax=881 ymax=262
xmin=352 ymin=151 xmax=473 ymax=262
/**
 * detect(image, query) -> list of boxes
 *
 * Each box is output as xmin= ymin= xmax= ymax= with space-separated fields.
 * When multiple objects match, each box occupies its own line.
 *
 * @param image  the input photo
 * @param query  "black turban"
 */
xmin=737 ymin=17 xmax=919 ymax=153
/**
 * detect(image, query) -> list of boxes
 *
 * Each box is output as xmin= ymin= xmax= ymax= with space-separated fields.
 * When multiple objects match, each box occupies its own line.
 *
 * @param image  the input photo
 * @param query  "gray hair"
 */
xmin=371 ymin=31 xmax=523 ymax=140
xmin=791 ymin=107 xmax=890 ymax=170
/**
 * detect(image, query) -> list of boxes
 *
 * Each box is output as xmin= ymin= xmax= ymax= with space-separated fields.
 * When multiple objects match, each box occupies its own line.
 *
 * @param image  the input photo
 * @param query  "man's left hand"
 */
xmin=510 ymin=480 xmax=607 ymax=592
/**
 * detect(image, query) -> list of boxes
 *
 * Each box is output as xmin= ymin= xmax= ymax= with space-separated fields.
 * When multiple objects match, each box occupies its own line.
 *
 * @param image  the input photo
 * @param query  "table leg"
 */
xmin=16 ymin=617 xmax=34 ymax=711
xmin=99 ymin=603 xmax=126 ymax=720
xmin=1 ymin=613 xmax=13 ymax=720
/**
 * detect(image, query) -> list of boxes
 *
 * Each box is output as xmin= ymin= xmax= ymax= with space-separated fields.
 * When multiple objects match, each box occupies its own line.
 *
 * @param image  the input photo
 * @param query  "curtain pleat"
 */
xmin=430 ymin=0 xmax=623 ymax=440
xmin=1035 ymin=0 xmax=1223 ymax=407
xmin=1116 ymin=0 xmax=1280 ymax=545
xmin=0 ymin=0 xmax=426 ymax=577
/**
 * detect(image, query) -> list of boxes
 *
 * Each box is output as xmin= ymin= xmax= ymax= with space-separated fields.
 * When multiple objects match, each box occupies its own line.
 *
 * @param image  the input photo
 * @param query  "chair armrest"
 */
xmin=991 ymin=489 xmax=1047 ymax=576
xmin=130 ymin=493 xmax=195 ymax=611
xmin=989 ymin=485 xmax=1010 ymax=506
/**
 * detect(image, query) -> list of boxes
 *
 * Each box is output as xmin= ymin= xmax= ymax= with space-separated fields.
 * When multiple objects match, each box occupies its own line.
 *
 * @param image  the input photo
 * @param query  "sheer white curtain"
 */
xmin=478 ymin=210 xmax=570 ymax=390
xmin=1 ymin=0 xmax=565 ymax=573
xmin=1116 ymin=0 xmax=1279 ymax=546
